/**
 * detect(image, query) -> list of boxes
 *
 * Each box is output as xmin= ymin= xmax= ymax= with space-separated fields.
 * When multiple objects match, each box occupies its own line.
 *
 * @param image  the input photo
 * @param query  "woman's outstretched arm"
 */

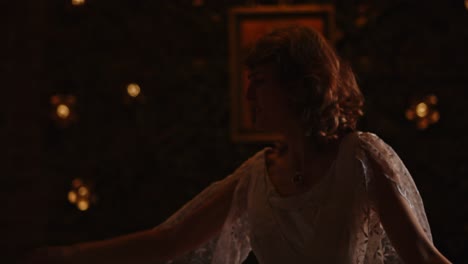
xmin=368 ymin=155 xmax=452 ymax=264
xmin=27 ymin=176 xmax=239 ymax=264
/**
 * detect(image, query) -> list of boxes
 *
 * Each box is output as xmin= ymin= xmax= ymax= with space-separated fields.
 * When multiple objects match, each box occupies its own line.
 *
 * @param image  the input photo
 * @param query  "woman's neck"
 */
xmin=277 ymin=131 xmax=340 ymax=176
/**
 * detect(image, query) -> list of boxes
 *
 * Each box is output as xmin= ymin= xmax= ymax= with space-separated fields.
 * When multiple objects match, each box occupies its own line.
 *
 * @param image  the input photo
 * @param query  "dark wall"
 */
xmin=1 ymin=0 xmax=48 ymax=262
xmin=2 ymin=0 xmax=467 ymax=263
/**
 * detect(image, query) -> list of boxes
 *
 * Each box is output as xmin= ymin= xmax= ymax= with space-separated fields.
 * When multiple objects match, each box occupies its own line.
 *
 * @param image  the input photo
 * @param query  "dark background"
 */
xmin=1 ymin=0 xmax=467 ymax=263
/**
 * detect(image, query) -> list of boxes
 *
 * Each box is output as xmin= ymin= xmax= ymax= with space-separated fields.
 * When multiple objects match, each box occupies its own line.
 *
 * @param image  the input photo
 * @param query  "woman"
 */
xmin=27 ymin=26 xmax=451 ymax=264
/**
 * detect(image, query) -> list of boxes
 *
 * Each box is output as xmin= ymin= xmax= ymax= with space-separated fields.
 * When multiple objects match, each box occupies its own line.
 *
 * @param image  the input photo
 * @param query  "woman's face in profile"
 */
xmin=246 ymin=64 xmax=299 ymax=134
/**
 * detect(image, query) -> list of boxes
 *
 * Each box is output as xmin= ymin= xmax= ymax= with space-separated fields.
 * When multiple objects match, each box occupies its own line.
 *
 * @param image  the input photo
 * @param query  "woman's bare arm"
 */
xmin=368 ymin=156 xmax=452 ymax=264
xmin=32 ymin=177 xmax=239 ymax=264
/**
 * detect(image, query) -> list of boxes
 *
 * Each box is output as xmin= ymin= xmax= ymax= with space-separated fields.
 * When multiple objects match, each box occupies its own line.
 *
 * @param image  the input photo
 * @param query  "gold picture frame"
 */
xmin=228 ymin=4 xmax=335 ymax=143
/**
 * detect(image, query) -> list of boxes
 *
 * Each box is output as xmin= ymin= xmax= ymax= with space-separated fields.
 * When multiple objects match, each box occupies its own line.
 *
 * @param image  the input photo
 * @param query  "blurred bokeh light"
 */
xmin=127 ymin=83 xmax=141 ymax=98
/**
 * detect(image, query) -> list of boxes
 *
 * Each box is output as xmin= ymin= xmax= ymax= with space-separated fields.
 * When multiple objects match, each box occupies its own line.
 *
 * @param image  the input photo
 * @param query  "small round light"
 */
xmin=68 ymin=191 xmax=77 ymax=204
xmin=78 ymin=186 xmax=89 ymax=196
xmin=430 ymin=111 xmax=440 ymax=123
xmin=417 ymin=119 xmax=429 ymax=130
xmin=127 ymin=83 xmax=141 ymax=98
xmin=72 ymin=178 xmax=83 ymax=188
xmin=72 ymin=0 xmax=85 ymax=6
xmin=415 ymin=102 xmax=428 ymax=118
xmin=56 ymin=104 xmax=70 ymax=119
xmin=50 ymin=95 xmax=60 ymax=105
xmin=405 ymin=109 xmax=415 ymax=120
xmin=427 ymin=94 xmax=438 ymax=105
xmin=77 ymin=200 xmax=90 ymax=211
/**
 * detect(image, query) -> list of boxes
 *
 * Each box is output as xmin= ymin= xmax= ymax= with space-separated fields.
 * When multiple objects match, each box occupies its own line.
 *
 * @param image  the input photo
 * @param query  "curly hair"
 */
xmin=244 ymin=25 xmax=364 ymax=144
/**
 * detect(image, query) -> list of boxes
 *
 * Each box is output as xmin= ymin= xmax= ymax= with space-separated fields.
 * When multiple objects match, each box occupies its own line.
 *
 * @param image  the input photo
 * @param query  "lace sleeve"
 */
xmin=356 ymin=132 xmax=432 ymax=241
xmin=153 ymin=154 xmax=255 ymax=264
xmin=354 ymin=132 xmax=433 ymax=264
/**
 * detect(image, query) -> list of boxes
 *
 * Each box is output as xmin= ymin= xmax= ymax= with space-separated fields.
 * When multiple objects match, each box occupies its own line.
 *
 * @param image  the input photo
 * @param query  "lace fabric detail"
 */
xmin=155 ymin=152 xmax=259 ymax=264
xmin=211 ymin=170 xmax=251 ymax=263
xmin=355 ymin=132 xmax=433 ymax=264
xmin=154 ymin=132 xmax=432 ymax=264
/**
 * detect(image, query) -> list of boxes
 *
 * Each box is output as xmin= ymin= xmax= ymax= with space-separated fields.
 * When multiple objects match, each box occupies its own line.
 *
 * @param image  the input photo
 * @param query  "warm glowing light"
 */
xmin=127 ymin=83 xmax=141 ymax=98
xmin=68 ymin=191 xmax=77 ymax=204
xmin=430 ymin=111 xmax=440 ymax=123
xmin=192 ymin=0 xmax=204 ymax=6
xmin=405 ymin=109 xmax=415 ymax=120
xmin=355 ymin=16 xmax=368 ymax=28
xmin=417 ymin=119 xmax=429 ymax=130
xmin=415 ymin=102 xmax=428 ymax=118
xmin=50 ymin=95 xmax=60 ymax=105
xmin=72 ymin=0 xmax=85 ymax=6
xmin=78 ymin=186 xmax=89 ymax=196
xmin=69 ymin=178 xmax=95 ymax=211
xmin=77 ymin=200 xmax=89 ymax=211
xmin=465 ymin=0 xmax=468 ymax=11
xmin=56 ymin=104 xmax=70 ymax=119
xmin=407 ymin=94 xmax=440 ymax=130
xmin=427 ymin=94 xmax=438 ymax=105
xmin=72 ymin=178 xmax=83 ymax=188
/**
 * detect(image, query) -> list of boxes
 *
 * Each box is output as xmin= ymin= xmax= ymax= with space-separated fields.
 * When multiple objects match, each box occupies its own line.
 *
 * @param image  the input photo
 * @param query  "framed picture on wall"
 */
xmin=228 ymin=4 xmax=335 ymax=143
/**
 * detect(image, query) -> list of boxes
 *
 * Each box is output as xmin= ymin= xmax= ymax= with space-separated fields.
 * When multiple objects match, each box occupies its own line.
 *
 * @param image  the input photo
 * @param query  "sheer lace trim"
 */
xmin=155 ymin=132 xmax=432 ymax=264
xmin=355 ymin=132 xmax=433 ymax=264
xmin=155 ymin=150 xmax=263 ymax=264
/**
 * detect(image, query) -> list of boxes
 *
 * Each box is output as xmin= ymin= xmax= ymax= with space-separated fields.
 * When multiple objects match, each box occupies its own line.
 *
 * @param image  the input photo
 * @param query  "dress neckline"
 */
xmin=262 ymin=132 xmax=355 ymax=209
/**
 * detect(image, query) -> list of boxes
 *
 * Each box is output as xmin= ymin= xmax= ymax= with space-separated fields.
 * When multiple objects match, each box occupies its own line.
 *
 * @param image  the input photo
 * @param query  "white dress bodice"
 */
xmin=159 ymin=131 xmax=432 ymax=264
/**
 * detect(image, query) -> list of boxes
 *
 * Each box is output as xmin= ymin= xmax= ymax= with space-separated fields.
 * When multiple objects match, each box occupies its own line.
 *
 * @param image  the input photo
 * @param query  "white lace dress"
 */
xmin=156 ymin=131 xmax=433 ymax=263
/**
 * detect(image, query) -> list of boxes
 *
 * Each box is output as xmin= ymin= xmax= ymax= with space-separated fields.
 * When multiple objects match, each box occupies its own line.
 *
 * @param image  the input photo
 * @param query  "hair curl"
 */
xmin=244 ymin=25 xmax=364 ymax=144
